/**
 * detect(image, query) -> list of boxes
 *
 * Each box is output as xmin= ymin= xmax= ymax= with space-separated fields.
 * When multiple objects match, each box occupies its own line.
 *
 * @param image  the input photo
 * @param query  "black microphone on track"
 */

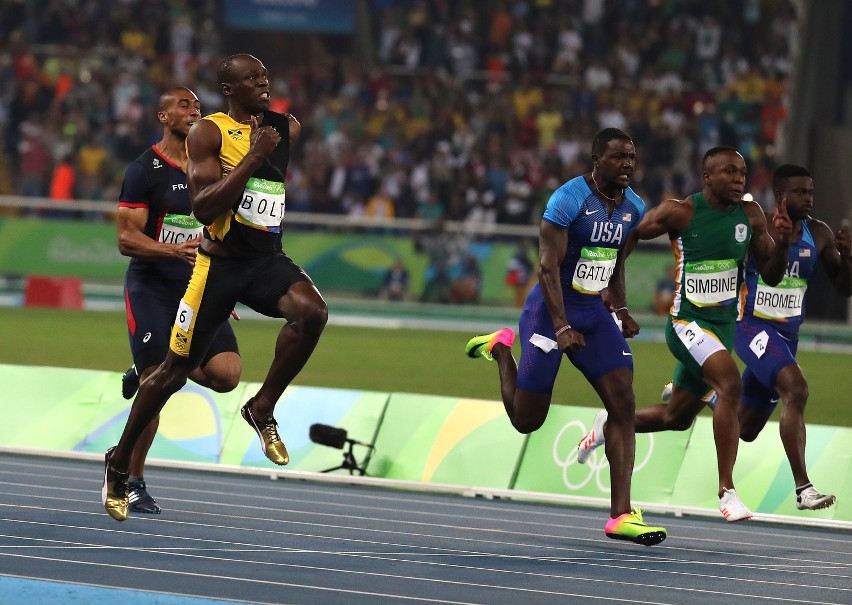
xmin=309 ymin=424 xmax=374 ymax=476
xmin=309 ymin=423 xmax=348 ymax=449
xmin=309 ymin=423 xmax=374 ymax=449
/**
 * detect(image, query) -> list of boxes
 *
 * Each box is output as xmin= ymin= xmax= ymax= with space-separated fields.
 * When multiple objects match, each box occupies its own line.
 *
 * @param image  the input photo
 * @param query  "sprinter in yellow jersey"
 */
xmin=102 ymin=54 xmax=328 ymax=521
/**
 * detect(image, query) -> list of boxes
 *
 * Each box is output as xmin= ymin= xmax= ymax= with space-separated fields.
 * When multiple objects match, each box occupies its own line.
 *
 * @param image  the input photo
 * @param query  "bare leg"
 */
xmin=491 ymin=344 xmax=551 ymax=434
xmin=773 ymin=364 xmax=811 ymax=487
xmin=190 ymin=351 xmax=241 ymax=393
xmin=634 ymin=388 xmax=705 ymax=433
xmin=110 ymin=352 xmax=193 ymax=472
xmin=126 ymin=365 xmax=159 ymax=478
xmin=128 ymin=421 xmax=158 ymax=477
xmin=127 ymin=352 xmax=241 ymax=477
xmin=250 ymin=282 xmax=328 ymax=417
xmin=699 ymin=351 xmax=744 ymax=496
xmin=591 ymin=367 xmax=635 ymax=517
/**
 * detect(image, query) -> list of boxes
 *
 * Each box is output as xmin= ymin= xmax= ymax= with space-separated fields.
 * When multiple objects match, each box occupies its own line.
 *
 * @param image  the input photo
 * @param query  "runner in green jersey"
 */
xmin=578 ymin=146 xmax=793 ymax=522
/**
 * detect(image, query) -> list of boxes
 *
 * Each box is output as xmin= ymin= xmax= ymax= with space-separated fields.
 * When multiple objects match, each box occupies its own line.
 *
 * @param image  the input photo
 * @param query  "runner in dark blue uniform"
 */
xmin=117 ymin=87 xmax=241 ymax=513
xmin=466 ymin=128 xmax=666 ymax=546
xmin=735 ymin=164 xmax=851 ymax=511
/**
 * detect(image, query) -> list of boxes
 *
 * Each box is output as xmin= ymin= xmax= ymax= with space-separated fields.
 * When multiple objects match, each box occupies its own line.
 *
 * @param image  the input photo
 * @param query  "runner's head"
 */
xmin=217 ymin=54 xmax=270 ymax=116
xmin=591 ymin=128 xmax=636 ymax=191
xmin=772 ymin=164 xmax=813 ymax=221
xmin=702 ymin=146 xmax=746 ymax=205
xmin=157 ymin=87 xmax=200 ymax=139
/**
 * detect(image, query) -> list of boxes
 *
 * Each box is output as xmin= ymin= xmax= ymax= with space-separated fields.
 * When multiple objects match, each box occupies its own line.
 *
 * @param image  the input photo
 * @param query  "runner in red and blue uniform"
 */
xmin=117 ymin=87 xmax=241 ymax=514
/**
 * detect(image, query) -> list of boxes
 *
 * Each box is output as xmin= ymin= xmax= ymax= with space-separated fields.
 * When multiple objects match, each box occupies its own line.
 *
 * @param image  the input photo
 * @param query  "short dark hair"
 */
xmin=217 ymin=54 xmax=255 ymax=86
xmin=702 ymin=146 xmax=740 ymax=170
xmin=158 ymin=86 xmax=194 ymax=111
xmin=592 ymin=128 xmax=632 ymax=156
xmin=772 ymin=163 xmax=812 ymax=191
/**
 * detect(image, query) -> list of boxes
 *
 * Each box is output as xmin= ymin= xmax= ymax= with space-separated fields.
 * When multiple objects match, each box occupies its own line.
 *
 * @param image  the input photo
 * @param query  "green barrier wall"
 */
xmin=0 ymin=364 xmax=386 ymax=474
xmin=365 ymin=394 xmax=527 ymax=487
xmin=0 ymin=217 xmax=671 ymax=309
xmin=669 ymin=417 xmax=849 ymax=519
xmin=513 ymin=406 xmax=692 ymax=505
xmin=4 ymin=363 xmax=849 ymax=521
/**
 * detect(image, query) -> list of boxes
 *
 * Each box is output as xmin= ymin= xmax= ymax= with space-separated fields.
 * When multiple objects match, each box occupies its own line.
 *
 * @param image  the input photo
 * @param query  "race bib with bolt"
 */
xmin=235 ymin=177 xmax=286 ymax=232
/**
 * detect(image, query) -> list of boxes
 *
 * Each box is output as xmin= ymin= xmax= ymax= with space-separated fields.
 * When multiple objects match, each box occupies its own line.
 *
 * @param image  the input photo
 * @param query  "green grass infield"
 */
xmin=2 ymin=306 xmax=850 ymax=428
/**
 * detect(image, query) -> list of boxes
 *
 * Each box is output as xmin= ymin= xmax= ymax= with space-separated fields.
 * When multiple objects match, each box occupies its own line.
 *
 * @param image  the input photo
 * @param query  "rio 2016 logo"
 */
xmin=552 ymin=419 xmax=655 ymax=493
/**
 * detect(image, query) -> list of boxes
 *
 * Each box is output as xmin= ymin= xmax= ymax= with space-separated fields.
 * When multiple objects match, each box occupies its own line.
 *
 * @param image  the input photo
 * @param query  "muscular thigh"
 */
xmin=567 ymin=304 xmax=632 ymax=382
xmin=170 ymin=251 xmax=240 ymax=368
xmin=735 ymin=317 xmax=797 ymax=390
xmin=735 ymin=317 xmax=797 ymax=412
xmin=239 ymin=253 xmax=310 ymax=318
xmin=516 ymin=295 xmax=562 ymax=394
xmin=666 ymin=317 xmax=733 ymax=398
xmin=201 ymin=319 xmax=240 ymax=365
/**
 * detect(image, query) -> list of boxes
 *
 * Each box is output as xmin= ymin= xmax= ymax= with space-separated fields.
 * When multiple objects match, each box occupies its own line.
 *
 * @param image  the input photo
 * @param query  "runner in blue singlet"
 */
xmin=465 ymin=128 xmax=667 ymax=546
xmin=735 ymin=164 xmax=851 ymax=512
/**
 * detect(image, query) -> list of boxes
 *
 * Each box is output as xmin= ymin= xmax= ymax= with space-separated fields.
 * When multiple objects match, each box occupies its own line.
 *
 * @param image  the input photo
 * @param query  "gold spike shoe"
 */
xmin=241 ymin=399 xmax=289 ymax=465
xmin=102 ymin=446 xmax=129 ymax=521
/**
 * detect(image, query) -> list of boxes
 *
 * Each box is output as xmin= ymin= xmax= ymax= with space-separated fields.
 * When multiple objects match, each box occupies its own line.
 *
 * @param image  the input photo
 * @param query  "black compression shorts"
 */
xmin=169 ymin=249 xmax=310 ymax=367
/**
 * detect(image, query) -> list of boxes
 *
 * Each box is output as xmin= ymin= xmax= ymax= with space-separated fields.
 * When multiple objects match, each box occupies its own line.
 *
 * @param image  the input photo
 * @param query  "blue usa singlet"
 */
xmin=742 ymin=219 xmax=817 ymax=335
xmin=542 ymin=176 xmax=645 ymax=305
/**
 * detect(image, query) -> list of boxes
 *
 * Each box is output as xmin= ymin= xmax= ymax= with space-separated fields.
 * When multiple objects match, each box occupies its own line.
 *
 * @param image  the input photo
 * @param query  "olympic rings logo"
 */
xmin=552 ymin=419 xmax=655 ymax=493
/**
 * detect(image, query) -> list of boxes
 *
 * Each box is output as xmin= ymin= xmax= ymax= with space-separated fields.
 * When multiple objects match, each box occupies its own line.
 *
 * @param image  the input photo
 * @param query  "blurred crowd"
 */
xmin=1 ymin=0 xmax=798 ymax=223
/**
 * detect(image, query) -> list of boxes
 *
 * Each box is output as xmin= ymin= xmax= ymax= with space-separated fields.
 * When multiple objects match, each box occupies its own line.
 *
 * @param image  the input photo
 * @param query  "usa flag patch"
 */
xmin=799 ymin=248 xmax=811 ymax=257
xmin=623 ymin=213 xmax=632 ymax=221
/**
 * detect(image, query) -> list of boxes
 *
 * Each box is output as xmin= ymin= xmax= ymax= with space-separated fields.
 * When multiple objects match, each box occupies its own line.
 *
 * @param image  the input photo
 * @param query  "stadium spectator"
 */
xmin=0 ymin=0 xmax=799 ymax=230
xmin=382 ymin=258 xmax=410 ymax=301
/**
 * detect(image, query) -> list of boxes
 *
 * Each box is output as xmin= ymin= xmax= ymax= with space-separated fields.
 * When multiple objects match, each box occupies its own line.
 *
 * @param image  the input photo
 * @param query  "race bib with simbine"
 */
xmin=683 ymin=259 xmax=738 ymax=307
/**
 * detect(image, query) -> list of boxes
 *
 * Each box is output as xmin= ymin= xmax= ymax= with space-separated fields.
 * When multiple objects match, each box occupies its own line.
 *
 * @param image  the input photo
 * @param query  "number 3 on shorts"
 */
xmin=677 ymin=321 xmax=705 ymax=351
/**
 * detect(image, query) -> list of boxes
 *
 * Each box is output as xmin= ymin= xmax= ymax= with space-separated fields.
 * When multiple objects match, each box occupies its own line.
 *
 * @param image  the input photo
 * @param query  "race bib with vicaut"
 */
xmin=159 ymin=214 xmax=203 ymax=244
xmin=235 ymin=177 xmax=285 ymax=232
xmin=684 ymin=259 xmax=738 ymax=307
xmin=572 ymin=247 xmax=617 ymax=294
xmin=753 ymin=276 xmax=807 ymax=320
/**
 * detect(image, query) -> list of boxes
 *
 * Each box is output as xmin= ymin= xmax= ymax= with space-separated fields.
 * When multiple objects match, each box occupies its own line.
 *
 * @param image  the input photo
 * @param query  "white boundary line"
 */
xmin=2 ymin=445 xmax=850 ymax=532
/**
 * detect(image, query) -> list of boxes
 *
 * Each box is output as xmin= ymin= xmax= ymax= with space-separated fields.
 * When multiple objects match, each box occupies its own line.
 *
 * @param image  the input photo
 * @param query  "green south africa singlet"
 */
xmin=670 ymin=192 xmax=752 ymax=324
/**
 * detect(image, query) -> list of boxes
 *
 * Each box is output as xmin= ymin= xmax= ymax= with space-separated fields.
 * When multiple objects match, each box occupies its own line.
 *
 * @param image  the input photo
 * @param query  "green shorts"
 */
xmin=665 ymin=315 xmax=735 ymax=399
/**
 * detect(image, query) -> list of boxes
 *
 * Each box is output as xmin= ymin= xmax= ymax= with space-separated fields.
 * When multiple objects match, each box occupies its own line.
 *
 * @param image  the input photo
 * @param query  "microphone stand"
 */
xmin=320 ymin=438 xmax=371 ymax=476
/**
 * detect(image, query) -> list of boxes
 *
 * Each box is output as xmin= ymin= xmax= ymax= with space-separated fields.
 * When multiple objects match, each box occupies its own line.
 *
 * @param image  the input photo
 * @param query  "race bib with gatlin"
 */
xmin=235 ymin=177 xmax=286 ymax=232
xmin=571 ymin=246 xmax=617 ymax=294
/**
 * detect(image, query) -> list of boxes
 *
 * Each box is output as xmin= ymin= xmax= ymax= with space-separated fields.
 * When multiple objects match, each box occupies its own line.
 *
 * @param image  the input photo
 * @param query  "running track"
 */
xmin=0 ymin=450 xmax=849 ymax=605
